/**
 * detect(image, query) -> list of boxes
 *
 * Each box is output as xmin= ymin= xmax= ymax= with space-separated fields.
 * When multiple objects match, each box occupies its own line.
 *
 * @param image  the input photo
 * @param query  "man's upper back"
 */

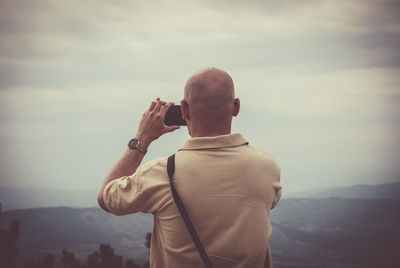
xmin=103 ymin=133 xmax=282 ymax=268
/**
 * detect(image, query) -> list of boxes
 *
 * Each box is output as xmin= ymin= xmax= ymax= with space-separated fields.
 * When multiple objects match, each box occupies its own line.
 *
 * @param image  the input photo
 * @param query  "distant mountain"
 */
xmin=1 ymin=199 xmax=400 ymax=267
xmin=0 ymin=207 xmax=153 ymax=264
xmin=270 ymin=198 xmax=400 ymax=268
xmin=0 ymin=187 xmax=98 ymax=211
xmin=2 ymin=182 xmax=399 ymax=212
xmin=285 ymin=181 xmax=400 ymax=199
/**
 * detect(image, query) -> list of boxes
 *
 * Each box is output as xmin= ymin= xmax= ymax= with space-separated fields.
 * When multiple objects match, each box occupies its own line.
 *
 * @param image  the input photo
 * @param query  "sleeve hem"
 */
xmin=103 ymin=181 xmax=115 ymax=213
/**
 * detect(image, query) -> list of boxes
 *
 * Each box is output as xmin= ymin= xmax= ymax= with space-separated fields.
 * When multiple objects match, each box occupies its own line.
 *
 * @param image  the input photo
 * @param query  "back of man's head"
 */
xmin=182 ymin=67 xmax=239 ymax=136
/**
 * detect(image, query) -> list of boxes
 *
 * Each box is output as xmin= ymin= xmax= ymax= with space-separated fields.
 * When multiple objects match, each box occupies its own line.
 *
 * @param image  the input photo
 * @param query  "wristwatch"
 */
xmin=128 ymin=138 xmax=147 ymax=155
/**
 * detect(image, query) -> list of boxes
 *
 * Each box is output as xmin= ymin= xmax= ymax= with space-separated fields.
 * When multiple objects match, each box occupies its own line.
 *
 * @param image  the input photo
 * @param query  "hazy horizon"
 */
xmin=1 ymin=178 xmax=399 ymax=193
xmin=1 ymin=0 xmax=399 ymax=194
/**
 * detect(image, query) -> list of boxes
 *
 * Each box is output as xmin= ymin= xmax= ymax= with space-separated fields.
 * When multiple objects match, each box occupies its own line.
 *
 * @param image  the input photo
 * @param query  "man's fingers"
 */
xmin=153 ymin=99 xmax=166 ymax=112
xmin=163 ymin=125 xmax=180 ymax=134
xmin=160 ymin=102 xmax=174 ymax=117
xmin=149 ymin=101 xmax=156 ymax=111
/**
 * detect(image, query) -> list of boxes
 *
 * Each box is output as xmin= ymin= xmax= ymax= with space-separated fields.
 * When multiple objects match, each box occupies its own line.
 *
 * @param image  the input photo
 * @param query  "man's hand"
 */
xmin=135 ymin=98 xmax=180 ymax=147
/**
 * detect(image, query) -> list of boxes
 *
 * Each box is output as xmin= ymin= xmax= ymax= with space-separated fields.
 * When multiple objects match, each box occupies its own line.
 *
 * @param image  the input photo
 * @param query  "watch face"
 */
xmin=128 ymin=139 xmax=138 ymax=148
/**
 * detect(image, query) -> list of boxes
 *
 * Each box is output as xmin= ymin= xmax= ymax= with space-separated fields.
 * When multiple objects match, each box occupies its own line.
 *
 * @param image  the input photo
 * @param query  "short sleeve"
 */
xmin=103 ymin=157 xmax=171 ymax=216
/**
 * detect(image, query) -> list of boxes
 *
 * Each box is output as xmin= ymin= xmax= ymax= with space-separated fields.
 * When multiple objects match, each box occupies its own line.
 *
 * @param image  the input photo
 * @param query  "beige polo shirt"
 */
xmin=103 ymin=133 xmax=282 ymax=268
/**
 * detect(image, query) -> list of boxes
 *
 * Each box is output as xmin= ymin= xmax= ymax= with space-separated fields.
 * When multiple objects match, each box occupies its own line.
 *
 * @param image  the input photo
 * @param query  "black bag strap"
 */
xmin=167 ymin=154 xmax=214 ymax=268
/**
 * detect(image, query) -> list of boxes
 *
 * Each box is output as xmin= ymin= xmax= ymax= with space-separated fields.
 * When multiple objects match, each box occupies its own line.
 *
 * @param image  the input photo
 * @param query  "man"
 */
xmin=98 ymin=67 xmax=282 ymax=268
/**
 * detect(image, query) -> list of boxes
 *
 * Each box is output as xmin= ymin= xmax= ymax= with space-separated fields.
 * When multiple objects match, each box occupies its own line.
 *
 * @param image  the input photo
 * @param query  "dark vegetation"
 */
xmin=0 ymin=203 xmax=151 ymax=268
xmin=20 ymin=244 xmax=149 ymax=268
xmin=0 ymin=208 xmax=20 ymax=268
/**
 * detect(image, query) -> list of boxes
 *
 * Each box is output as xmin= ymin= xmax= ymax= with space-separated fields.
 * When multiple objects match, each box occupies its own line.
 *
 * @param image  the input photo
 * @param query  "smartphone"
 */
xmin=164 ymin=105 xmax=187 ymax=126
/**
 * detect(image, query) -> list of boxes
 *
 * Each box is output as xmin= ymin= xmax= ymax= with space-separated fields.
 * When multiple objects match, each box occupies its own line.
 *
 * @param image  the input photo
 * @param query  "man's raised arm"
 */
xmin=97 ymin=98 xmax=179 ymax=212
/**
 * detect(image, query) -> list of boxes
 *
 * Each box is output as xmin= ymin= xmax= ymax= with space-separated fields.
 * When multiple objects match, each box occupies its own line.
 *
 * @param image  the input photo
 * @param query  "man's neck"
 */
xmin=189 ymin=125 xmax=232 ymax=138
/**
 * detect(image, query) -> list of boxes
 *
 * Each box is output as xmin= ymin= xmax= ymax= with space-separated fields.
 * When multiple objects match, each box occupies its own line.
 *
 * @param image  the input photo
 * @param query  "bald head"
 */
xmin=181 ymin=67 xmax=240 ymax=137
xmin=184 ymin=67 xmax=234 ymax=102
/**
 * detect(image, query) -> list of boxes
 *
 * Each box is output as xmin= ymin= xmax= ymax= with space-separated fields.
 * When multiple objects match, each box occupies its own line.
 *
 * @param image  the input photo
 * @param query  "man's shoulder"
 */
xmin=246 ymin=144 xmax=273 ymax=157
xmin=245 ymin=145 xmax=281 ymax=170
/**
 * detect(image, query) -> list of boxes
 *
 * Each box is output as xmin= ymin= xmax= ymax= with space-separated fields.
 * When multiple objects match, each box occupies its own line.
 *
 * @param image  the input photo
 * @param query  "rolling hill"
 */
xmin=1 ymin=198 xmax=399 ymax=267
xmin=2 ymin=181 xmax=399 ymax=212
xmin=285 ymin=181 xmax=400 ymax=199
xmin=0 ymin=207 xmax=153 ymax=264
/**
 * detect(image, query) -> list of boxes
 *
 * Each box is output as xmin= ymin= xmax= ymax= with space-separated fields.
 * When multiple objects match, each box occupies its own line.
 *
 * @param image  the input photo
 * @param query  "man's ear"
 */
xmin=180 ymin=100 xmax=190 ymax=120
xmin=233 ymin=98 xmax=240 ymax=117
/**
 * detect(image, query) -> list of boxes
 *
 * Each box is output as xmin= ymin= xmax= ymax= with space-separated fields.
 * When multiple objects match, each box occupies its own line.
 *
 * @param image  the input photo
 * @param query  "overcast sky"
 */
xmin=0 ymin=0 xmax=399 ymax=194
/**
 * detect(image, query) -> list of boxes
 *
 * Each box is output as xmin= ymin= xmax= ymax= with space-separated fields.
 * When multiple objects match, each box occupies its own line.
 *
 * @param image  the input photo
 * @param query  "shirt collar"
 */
xmin=179 ymin=133 xmax=248 ymax=150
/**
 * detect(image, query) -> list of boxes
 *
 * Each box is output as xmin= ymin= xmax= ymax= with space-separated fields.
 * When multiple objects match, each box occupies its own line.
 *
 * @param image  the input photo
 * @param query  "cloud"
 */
xmin=0 ymin=0 xmax=399 ymax=191
xmin=1 ymin=0 xmax=400 ymax=88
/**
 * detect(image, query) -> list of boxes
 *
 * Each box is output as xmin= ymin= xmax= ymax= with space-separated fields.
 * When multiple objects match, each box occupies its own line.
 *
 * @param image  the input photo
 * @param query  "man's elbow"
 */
xmin=271 ymin=188 xmax=282 ymax=209
xmin=97 ymin=192 xmax=109 ymax=213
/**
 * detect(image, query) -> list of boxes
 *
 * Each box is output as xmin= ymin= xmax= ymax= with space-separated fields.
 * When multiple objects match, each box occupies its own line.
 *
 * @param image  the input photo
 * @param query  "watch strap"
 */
xmin=128 ymin=138 xmax=148 ymax=155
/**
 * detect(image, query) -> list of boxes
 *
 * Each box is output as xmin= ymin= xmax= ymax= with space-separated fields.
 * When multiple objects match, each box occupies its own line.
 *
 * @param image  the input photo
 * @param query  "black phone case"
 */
xmin=164 ymin=105 xmax=187 ymax=126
